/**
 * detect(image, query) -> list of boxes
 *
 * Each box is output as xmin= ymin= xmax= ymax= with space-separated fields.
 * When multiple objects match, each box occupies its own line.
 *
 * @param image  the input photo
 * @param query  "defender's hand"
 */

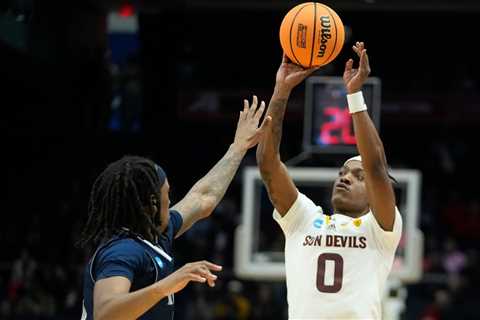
xmin=232 ymin=95 xmax=272 ymax=151
xmin=157 ymin=260 xmax=222 ymax=297
xmin=275 ymin=54 xmax=319 ymax=98
xmin=343 ymin=41 xmax=371 ymax=94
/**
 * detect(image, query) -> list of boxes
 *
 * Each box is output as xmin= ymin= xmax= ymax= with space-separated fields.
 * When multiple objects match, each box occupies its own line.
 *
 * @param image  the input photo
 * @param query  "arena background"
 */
xmin=2 ymin=0 xmax=479 ymax=319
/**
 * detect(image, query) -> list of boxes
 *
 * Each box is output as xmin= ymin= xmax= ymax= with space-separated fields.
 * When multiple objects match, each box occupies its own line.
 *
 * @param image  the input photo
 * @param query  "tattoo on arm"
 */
xmin=256 ymin=95 xmax=299 ymax=215
xmin=269 ymin=98 xmax=288 ymax=153
xmin=198 ymin=146 xmax=245 ymax=201
xmin=184 ymin=145 xmax=245 ymax=216
xmin=173 ymin=145 xmax=246 ymax=238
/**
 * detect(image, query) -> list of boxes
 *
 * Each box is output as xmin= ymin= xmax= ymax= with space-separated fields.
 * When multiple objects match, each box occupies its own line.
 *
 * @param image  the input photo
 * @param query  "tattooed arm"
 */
xmin=173 ymin=97 xmax=271 ymax=238
xmin=256 ymin=55 xmax=318 ymax=216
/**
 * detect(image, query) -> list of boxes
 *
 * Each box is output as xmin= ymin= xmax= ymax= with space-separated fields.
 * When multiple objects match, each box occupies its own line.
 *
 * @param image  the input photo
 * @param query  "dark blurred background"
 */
xmin=2 ymin=0 xmax=480 ymax=319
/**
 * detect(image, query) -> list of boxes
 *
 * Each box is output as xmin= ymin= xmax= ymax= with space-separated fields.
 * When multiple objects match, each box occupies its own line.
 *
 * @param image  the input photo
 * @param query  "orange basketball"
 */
xmin=279 ymin=2 xmax=345 ymax=68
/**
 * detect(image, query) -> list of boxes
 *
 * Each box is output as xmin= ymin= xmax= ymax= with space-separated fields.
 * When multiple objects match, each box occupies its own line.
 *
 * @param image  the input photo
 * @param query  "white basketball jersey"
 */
xmin=274 ymin=193 xmax=402 ymax=320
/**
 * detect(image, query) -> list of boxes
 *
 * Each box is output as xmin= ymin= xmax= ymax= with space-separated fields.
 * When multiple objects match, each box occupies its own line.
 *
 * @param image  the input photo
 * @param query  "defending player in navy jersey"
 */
xmin=78 ymin=97 xmax=271 ymax=320
xmin=256 ymin=42 xmax=402 ymax=319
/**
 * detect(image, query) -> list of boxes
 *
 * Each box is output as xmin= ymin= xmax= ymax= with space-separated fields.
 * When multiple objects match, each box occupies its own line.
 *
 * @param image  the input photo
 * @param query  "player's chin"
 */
xmin=331 ymin=193 xmax=352 ymax=211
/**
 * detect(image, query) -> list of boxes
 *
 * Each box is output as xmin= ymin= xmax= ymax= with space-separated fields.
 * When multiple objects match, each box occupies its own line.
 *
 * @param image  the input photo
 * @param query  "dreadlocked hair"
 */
xmin=78 ymin=155 xmax=162 ymax=248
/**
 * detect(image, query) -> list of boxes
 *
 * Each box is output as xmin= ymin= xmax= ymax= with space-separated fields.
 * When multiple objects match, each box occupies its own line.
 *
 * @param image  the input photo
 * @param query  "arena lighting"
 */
xmin=118 ymin=3 xmax=135 ymax=17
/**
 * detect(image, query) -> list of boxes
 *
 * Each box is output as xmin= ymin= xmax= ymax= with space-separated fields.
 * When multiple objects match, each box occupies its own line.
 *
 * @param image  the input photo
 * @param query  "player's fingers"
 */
xmin=359 ymin=50 xmax=370 ymax=75
xmin=207 ymin=278 xmax=216 ymax=288
xmin=282 ymin=53 xmax=291 ymax=64
xmin=202 ymin=271 xmax=218 ymax=281
xmin=358 ymin=49 xmax=365 ymax=67
xmin=249 ymin=95 xmax=259 ymax=117
xmin=363 ymin=50 xmax=370 ymax=69
xmin=300 ymin=66 xmax=319 ymax=78
xmin=357 ymin=42 xmax=365 ymax=56
xmin=345 ymin=59 xmax=353 ymax=72
xmin=193 ymin=265 xmax=211 ymax=277
xmin=246 ymin=95 xmax=257 ymax=118
xmin=198 ymin=264 xmax=213 ymax=274
xmin=242 ymin=100 xmax=249 ymax=119
xmin=352 ymin=44 xmax=361 ymax=57
xmin=197 ymin=266 xmax=218 ymax=282
xmin=254 ymin=101 xmax=266 ymax=122
xmin=198 ymin=260 xmax=223 ymax=271
xmin=189 ymin=274 xmax=207 ymax=283
xmin=243 ymin=99 xmax=249 ymax=112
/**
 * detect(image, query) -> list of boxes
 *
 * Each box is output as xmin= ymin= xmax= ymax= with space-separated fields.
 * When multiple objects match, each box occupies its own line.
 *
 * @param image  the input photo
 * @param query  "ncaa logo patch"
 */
xmin=313 ymin=219 xmax=324 ymax=229
xmin=353 ymin=219 xmax=362 ymax=227
xmin=154 ymin=256 xmax=164 ymax=269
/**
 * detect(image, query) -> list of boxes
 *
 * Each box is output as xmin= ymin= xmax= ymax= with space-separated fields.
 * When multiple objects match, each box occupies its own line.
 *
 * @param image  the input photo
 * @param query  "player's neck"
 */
xmin=334 ymin=208 xmax=369 ymax=219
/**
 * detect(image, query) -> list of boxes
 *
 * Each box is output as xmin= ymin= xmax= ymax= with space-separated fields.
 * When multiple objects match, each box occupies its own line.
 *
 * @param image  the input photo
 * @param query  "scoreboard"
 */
xmin=303 ymin=76 xmax=381 ymax=154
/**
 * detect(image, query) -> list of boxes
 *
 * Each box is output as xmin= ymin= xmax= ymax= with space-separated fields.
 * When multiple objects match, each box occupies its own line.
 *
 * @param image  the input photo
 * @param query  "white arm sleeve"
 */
xmin=273 ymin=193 xmax=322 ymax=237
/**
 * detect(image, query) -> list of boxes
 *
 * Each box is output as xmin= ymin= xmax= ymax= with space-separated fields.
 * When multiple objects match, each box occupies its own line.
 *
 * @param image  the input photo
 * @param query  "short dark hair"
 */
xmin=77 ymin=155 xmax=163 ymax=248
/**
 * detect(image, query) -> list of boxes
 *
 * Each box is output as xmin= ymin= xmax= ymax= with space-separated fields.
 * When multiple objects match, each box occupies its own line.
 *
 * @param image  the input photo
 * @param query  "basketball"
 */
xmin=279 ymin=2 xmax=345 ymax=68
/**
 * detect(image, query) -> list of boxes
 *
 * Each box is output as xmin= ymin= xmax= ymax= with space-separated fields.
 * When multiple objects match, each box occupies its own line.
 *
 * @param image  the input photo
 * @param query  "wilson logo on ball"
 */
xmin=317 ymin=16 xmax=331 ymax=58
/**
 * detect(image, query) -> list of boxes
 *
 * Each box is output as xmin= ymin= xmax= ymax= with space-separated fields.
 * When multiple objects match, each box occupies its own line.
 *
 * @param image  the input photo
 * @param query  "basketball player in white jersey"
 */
xmin=256 ymin=42 xmax=402 ymax=319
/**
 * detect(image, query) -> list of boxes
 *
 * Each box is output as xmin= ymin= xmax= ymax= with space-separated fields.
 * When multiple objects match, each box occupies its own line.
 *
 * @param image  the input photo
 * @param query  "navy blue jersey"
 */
xmin=81 ymin=210 xmax=183 ymax=320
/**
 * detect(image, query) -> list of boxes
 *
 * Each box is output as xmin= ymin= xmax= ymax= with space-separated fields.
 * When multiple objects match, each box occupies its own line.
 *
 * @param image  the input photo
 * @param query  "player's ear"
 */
xmin=150 ymin=194 xmax=159 ymax=213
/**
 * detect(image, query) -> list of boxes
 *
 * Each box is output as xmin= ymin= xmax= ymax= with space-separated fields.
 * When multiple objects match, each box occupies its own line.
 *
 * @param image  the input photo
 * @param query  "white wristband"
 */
xmin=347 ymin=91 xmax=367 ymax=114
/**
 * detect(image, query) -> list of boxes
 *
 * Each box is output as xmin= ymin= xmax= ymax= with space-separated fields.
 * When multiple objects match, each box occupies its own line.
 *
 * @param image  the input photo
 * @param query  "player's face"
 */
xmin=157 ymin=179 xmax=171 ymax=233
xmin=331 ymin=160 xmax=369 ymax=215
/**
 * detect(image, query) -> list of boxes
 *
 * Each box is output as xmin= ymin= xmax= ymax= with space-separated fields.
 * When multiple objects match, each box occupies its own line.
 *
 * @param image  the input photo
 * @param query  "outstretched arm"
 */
xmin=344 ymin=42 xmax=396 ymax=231
xmin=172 ymin=98 xmax=271 ymax=238
xmin=256 ymin=55 xmax=318 ymax=216
xmin=93 ymin=261 xmax=221 ymax=320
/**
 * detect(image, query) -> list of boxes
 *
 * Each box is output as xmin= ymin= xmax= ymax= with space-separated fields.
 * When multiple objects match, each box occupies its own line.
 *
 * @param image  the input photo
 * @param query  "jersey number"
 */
xmin=316 ymin=253 xmax=344 ymax=293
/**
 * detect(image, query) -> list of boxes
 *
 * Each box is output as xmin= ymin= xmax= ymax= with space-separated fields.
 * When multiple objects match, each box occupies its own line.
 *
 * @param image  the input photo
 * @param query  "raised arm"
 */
xmin=256 ymin=55 xmax=317 ymax=216
xmin=172 ymin=97 xmax=271 ymax=238
xmin=343 ymin=42 xmax=396 ymax=231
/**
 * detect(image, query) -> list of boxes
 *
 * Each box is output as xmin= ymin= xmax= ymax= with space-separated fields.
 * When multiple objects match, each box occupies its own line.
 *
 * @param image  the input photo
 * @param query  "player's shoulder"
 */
xmin=362 ymin=206 xmax=403 ymax=235
xmin=295 ymin=192 xmax=324 ymax=213
xmin=365 ymin=206 xmax=402 ymax=222
xmin=99 ymin=236 xmax=145 ymax=259
xmin=280 ymin=192 xmax=323 ymax=222
xmin=89 ymin=236 xmax=149 ymax=277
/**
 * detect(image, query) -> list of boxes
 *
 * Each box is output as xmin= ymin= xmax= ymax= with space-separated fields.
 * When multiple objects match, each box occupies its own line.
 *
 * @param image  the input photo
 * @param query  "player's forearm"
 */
xmin=95 ymin=284 xmax=165 ymax=320
xmin=256 ymin=89 xmax=289 ymax=170
xmin=351 ymin=110 xmax=388 ymax=173
xmin=186 ymin=144 xmax=246 ymax=217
